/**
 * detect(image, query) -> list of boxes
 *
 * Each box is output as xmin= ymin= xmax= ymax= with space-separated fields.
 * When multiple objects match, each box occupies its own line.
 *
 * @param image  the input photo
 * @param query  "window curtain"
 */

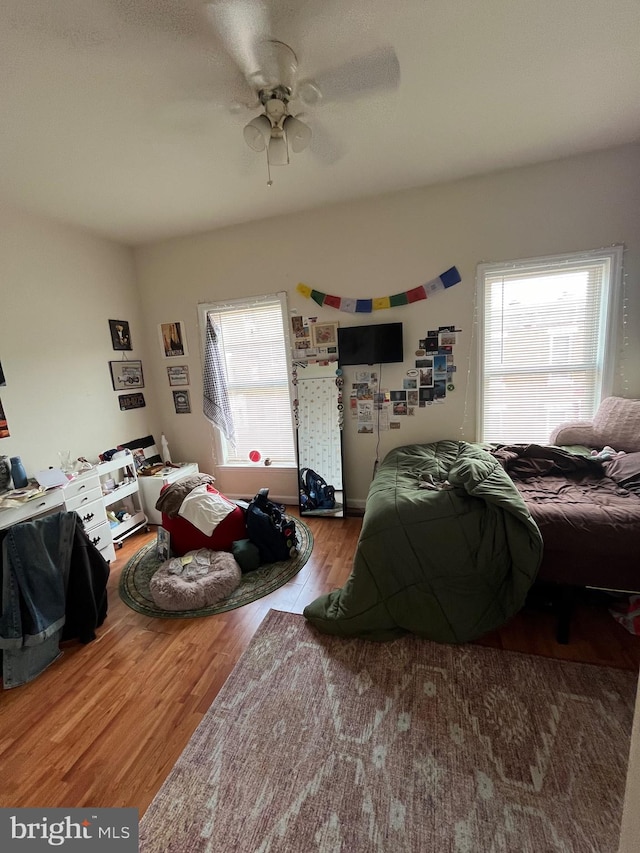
xmin=203 ymin=314 xmax=235 ymax=445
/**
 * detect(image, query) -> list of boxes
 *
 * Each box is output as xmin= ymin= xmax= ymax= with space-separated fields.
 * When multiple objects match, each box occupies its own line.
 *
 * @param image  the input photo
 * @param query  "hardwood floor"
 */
xmin=1 ymin=514 xmax=639 ymax=814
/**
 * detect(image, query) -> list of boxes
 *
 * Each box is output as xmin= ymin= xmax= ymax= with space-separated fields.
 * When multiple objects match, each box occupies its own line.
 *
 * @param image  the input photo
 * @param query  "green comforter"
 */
xmin=303 ymin=441 xmax=543 ymax=642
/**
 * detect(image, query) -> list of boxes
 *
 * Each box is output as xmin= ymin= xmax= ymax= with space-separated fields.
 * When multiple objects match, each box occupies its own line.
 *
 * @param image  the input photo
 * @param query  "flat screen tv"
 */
xmin=337 ymin=322 xmax=404 ymax=366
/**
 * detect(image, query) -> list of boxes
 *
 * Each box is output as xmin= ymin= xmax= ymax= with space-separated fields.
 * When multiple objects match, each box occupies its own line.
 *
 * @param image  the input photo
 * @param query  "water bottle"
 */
xmin=10 ymin=456 xmax=28 ymax=489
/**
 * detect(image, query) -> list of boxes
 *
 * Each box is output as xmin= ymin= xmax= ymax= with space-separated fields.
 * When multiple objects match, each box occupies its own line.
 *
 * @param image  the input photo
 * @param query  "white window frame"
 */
xmin=477 ymin=246 xmax=623 ymax=444
xmin=198 ymin=292 xmax=296 ymax=468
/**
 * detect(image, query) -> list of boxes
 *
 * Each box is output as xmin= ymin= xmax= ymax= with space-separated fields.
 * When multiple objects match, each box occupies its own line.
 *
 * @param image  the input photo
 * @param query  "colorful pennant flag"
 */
xmin=296 ymin=266 xmax=461 ymax=313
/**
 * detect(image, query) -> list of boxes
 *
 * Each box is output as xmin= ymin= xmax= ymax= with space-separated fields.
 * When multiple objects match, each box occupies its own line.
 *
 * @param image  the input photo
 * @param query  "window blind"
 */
xmin=206 ymin=295 xmax=295 ymax=466
xmin=478 ymin=249 xmax=621 ymax=444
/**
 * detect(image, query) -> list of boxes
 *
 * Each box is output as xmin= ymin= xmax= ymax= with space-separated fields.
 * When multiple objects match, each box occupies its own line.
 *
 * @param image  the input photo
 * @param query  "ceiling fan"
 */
xmin=204 ymin=0 xmax=400 ymax=182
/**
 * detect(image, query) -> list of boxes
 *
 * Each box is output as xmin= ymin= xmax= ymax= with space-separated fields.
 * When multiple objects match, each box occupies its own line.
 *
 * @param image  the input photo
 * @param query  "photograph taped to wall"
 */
xmin=167 ymin=365 xmax=190 ymax=386
xmin=173 ymin=389 xmax=191 ymax=414
xmin=159 ymin=321 xmax=188 ymax=358
xmin=310 ymin=322 xmax=339 ymax=348
xmin=109 ymin=319 xmax=132 ymax=351
xmin=109 ymin=360 xmax=144 ymax=391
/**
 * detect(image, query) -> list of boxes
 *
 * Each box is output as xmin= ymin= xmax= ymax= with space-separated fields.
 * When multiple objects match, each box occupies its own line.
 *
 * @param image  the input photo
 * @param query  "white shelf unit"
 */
xmin=97 ymin=452 xmax=149 ymax=548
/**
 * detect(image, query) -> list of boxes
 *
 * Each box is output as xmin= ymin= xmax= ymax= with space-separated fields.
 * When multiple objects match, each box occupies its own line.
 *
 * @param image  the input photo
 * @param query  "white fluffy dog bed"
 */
xmin=149 ymin=548 xmax=242 ymax=611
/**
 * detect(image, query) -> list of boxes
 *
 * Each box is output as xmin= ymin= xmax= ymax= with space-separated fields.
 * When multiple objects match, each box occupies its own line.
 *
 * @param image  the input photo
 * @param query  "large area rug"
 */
xmin=139 ymin=610 xmax=637 ymax=853
xmin=119 ymin=519 xmax=312 ymax=618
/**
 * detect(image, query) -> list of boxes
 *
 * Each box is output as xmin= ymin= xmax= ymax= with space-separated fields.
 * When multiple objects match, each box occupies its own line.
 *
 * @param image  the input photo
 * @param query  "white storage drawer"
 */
xmin=73 ymin=496 xmax=108 ymax=531
xmin=63 ymin=472 xmax=100 ymax=501
xmin=0 ymin=488 xmax=64 ymax=529
xmin=86 ymin=519 xmax=114 ymax=553
xmin=65 ymin=486 xmax=104 ymax=513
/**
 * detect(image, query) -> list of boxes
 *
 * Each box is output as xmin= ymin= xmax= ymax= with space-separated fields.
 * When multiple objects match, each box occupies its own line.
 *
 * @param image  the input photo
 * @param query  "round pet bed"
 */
xmin=149 ymin=548 xmax=242 ymax=612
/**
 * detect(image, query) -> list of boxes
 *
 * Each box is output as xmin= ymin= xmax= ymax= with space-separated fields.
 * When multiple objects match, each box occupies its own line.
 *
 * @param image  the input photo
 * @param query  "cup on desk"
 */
xmin=58 ymin=450 xmax=72 ymax=473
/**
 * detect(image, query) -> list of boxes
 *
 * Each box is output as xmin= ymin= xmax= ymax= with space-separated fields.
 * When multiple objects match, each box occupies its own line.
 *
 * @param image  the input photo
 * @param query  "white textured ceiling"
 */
xmin=1 ymin=0 xmax=640 ymax=246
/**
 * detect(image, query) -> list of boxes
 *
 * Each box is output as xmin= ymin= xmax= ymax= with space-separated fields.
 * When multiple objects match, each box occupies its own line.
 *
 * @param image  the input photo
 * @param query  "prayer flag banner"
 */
xmin=296 ymin=267 xmax=460 ymax=314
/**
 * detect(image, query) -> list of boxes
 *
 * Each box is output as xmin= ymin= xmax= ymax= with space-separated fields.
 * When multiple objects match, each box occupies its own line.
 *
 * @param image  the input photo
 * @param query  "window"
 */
xmin=478 ymin=247 xmax=622 ymax=443
xmin=199 ymin=293 xmax=296 ymax=466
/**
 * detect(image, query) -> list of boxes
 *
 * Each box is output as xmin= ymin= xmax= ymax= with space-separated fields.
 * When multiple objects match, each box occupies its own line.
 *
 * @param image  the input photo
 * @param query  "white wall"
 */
xmin=0 ymin=205 xmax=158 ymax=477
xmin=134 ymin=143 xmax=640 ymax=505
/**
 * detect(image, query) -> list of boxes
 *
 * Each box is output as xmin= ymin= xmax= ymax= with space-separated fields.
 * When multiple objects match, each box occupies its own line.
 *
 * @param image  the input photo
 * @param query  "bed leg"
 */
xmin=554 ymin=586 xmax=576 ymax=645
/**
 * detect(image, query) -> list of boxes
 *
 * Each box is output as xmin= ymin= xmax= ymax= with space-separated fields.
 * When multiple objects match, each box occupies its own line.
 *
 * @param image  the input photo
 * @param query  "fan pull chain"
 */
xmin=266 ymin=151 xmax=273 ymax=187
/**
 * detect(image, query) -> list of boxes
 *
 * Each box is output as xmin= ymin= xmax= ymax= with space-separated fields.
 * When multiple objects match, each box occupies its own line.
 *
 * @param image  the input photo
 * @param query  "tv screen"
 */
xmin=337 ymin=322 xmax=404 ymax=366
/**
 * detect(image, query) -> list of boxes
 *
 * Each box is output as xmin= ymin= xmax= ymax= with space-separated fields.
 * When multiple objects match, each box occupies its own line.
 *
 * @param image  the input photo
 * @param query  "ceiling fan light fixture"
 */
xmin=283 ymin=115 xmax=312 ymax=153
xmin=243 ymin=114 xmax=272 ymax=152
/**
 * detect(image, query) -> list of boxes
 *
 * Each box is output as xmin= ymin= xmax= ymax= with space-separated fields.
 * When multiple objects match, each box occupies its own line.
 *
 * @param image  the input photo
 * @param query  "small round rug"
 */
xmin=119 ymin=517 xmax=313 ymax=619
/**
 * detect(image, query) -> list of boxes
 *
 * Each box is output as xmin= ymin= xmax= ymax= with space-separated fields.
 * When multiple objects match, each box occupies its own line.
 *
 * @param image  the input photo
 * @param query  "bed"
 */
xmin=304 ymin=397 xmax=640 ymax=644
xmin=304 ymin=440 xmax=543 ymax=643
xmin=501 ymin=396 xmax=640 ymax=640
xmin=489 ymin=442 xmax=640 ymax=594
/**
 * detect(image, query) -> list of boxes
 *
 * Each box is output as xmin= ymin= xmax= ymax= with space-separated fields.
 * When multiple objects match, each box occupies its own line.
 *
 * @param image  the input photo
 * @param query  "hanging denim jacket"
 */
xmin=0 ymin=511 xmax=109 ymax=689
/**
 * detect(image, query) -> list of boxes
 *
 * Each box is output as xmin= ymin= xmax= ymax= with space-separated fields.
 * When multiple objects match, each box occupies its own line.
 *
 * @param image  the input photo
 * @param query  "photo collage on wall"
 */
xmin=291 ymin=316 xmax=339 ymax=365
xmin=350 ymin=325 xmax=460 ymax=433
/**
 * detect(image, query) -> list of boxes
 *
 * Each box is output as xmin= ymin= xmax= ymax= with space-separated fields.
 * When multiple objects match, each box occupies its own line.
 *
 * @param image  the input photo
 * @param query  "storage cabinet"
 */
xmin=97 ymin=451 xmax=148 ymax=548
xmin=63 ymin=469 xmax=116 ymax=564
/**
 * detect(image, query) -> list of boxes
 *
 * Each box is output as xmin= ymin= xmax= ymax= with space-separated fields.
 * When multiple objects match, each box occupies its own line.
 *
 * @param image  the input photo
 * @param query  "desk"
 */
xmin=0 ymin=487 xmax=64 ymax=530
xmin=137 ymin=463 xmax=199 ymax=525
xmin=0 ymin=469 xmax=116 ymax=563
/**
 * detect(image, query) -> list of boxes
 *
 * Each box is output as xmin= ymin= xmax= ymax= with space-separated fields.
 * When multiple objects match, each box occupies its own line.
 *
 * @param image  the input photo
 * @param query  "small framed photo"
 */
xmin=159 ymin=321 xmax=188 ymax=358
xmin=172 ymin=389 xmax=191 ymax=414
xmin=109 ymin=360 xmax=144 ymax=391
xmin=118 ymin=393 xmax=145 ymax=411
xmin=310 ymin=322 xmax=339 ymax=348
xmin=167 ymin=365 xmax=190 ymax=387
xmin=109 ymin=319 xmax=132 ymax=351
xmin=156 ymin=526 xmax=170 ymax=561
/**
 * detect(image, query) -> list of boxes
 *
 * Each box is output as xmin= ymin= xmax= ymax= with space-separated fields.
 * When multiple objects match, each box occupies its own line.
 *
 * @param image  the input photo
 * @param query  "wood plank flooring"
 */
xmin=1 ymin=514 xmax=638 ymax=814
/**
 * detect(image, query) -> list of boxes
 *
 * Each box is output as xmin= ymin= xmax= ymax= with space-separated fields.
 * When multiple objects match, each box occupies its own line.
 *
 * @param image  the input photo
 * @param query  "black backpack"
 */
xmin=246 ymin=488 xmax=298 ymax=564
xmin=299 ymin=468 xmax=336 ymax=510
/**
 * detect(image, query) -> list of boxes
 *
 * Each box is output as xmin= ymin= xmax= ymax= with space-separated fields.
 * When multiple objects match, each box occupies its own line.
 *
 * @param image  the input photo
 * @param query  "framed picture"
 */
xmin=109 ymin=319 xmax=132 ymax=351
xmin=172 ymin=389 xmax=191 ymax=414
xmin=310 ymin=322 xmax=339 ymax=348
xmin=118 ymin=393 xmax=145 ymax=411
xmin=159 ymin=321 xmax=188 ymax=358
xmin=167 ymin=365 xmax=190 ymax=387
xmin=109 ymin=360 xmax=144 ymax=391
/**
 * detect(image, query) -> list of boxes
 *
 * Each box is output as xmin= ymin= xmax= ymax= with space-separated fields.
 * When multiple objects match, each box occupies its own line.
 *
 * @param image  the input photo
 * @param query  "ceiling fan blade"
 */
xmin=204 ymin=0 xmax=276 ymax=90
xmin=298 ymin=44 xmax=400 ymax=106
xmin=308 ymin=118 xmax=346 ymax=166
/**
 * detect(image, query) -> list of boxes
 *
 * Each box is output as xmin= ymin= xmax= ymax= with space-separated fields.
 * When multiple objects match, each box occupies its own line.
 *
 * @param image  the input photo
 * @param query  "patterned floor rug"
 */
xmin=139 ymin=609 xmax=637 ymax=852
xmin=119 ymin=519 xmax=313 ymax=618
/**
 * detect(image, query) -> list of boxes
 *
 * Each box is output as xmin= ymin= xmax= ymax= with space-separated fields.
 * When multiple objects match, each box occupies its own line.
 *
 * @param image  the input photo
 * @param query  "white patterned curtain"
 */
xmin=203 ymin=314 xmax=235 ymax=445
